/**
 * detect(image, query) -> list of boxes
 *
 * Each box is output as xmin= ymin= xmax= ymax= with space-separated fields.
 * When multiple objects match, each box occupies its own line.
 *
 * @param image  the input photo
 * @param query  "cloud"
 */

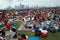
xmin=0 ymin=0 xmax=10 ymax=9
xmin=21 ymin=0 xmax=38 ymax=6
xmin=0 ymin=0 xmax=23 ymax=9
xmin=0 ymin=0 xmax=60 ymax=9
xmin=38 ymin=0 xmax=57 ymax=7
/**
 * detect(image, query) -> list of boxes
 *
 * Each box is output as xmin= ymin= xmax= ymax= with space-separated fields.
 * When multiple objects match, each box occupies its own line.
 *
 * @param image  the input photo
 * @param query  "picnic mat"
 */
xmin=28 ymin=37 xmax=39 ymax=40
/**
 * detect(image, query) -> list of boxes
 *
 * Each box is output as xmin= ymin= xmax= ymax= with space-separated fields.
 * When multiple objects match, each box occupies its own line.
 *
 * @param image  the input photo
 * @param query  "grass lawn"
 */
xmin=14 ymin=21 xmax=60 ymax=40
xmin=17 ymin=30 xmax=60 ymax=40
xmin=11 ymin=21 xmax=22 ymax=29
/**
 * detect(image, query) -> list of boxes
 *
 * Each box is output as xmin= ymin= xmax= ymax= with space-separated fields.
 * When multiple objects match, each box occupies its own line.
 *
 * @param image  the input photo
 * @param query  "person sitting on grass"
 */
xmin=10 ymin=27 xmax=17 ymax=38
xmin=7 ymin=18 xmax=14 ymax=25
xmin=53 ymin=24 xmax=59 ymax=31
xmin=35 ymin=29 xmax=40 ymax=36
xmin=27 ymin=21 xmax=33 ymax=29
xmin=18 ymin=34 xmax=22 ymax=40
xmin=5 ymin=22 xmax=11 ymax=29
xmin=32 ymin=25 xmax=39 ymax=32
xmin=18 ymin=34 xmax=28 ymax=40
xmin=39 ymin=27 xmax=48 ymax=38
xmin=50 ymin=20 xmax=58 ymax=28
xmin=45 ymin=24 xmax=50 ymax=31
xmin=0 ymin=27 xmax=5 ymax=37
xmin=4 ymin=28 xmax=10 ymax=40
xmin=0 ymin=21 xmax=5 ymax=28
xmin=58 ymin=18 xmax=60 ymax=25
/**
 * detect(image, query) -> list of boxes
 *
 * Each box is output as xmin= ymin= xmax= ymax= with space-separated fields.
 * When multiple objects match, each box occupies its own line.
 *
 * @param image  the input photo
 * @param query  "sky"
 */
xmin=0 ymin=0 xmax=60 ymax=9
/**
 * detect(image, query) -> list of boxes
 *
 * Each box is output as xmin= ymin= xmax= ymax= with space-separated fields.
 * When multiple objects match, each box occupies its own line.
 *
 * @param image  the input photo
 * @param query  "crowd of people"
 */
xmin=0 ymin=9 xmax=60 ymax=40
xmin=16 ymin=9 xmax=60 ymax=39
xmin=19 ymin=9 xmax=60 ymax=38
xmin=20 ymin=10 xmax=60 ymax=31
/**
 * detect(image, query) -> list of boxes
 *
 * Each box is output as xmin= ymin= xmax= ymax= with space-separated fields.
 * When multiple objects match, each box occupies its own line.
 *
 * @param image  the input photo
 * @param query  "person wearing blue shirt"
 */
xmin=50 ymin=21 xmax=58 ymax=28
xmin=39 ymin=23 xmax=42 ymax=28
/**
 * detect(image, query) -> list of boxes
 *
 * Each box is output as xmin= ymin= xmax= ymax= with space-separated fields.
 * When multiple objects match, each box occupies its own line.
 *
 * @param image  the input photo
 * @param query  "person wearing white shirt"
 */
xmin=7 ymin=19 xmax=14 ymax=24
xmin=39 ymin=27 xmax=48 ymax=37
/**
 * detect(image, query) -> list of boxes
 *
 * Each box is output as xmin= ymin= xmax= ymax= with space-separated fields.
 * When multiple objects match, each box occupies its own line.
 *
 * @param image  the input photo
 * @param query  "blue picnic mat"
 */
xmin=28 ymin=37 xmax=39 ymax=40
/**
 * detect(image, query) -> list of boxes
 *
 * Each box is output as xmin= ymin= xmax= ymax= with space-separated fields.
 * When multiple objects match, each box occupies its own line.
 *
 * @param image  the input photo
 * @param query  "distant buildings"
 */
xmin=6 ymin=4 xmax=40 ymax=10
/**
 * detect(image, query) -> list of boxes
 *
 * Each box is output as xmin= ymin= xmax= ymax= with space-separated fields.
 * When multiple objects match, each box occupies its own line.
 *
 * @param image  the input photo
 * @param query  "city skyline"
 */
xmin=0 ymin=0 xmax=60 ymax=9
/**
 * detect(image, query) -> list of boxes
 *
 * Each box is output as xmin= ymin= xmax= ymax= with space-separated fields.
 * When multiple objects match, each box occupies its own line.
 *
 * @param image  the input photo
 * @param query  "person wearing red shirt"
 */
xmin=5 ymin=23 xmax=11 ymax=29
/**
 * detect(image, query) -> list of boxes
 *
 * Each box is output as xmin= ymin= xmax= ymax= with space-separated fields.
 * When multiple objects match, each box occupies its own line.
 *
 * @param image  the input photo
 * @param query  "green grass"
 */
xmin=17 ymin=30 xmax=60 ymax=40
xmin=40 ymin=32 xmax=60 ymax=40
xmin=15 ymin=21 xmax=22 ymax=29
xmin=11 ymin=21 xmax=22 ymax=29
xmin=12 ymin=21 xmax=60 ymax=40
xmin=17 ymin=30 xmax=35 ymax=37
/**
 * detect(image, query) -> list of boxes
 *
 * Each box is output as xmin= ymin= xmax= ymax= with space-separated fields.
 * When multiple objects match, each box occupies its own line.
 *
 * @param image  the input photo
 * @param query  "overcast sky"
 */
xmin=0 ymin=0 xmax=60 ymax=9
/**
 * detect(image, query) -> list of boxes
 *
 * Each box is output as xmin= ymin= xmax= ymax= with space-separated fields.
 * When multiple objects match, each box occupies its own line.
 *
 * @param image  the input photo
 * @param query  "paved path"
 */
xmin=18 ymin=24 xmax=25 ymax=30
